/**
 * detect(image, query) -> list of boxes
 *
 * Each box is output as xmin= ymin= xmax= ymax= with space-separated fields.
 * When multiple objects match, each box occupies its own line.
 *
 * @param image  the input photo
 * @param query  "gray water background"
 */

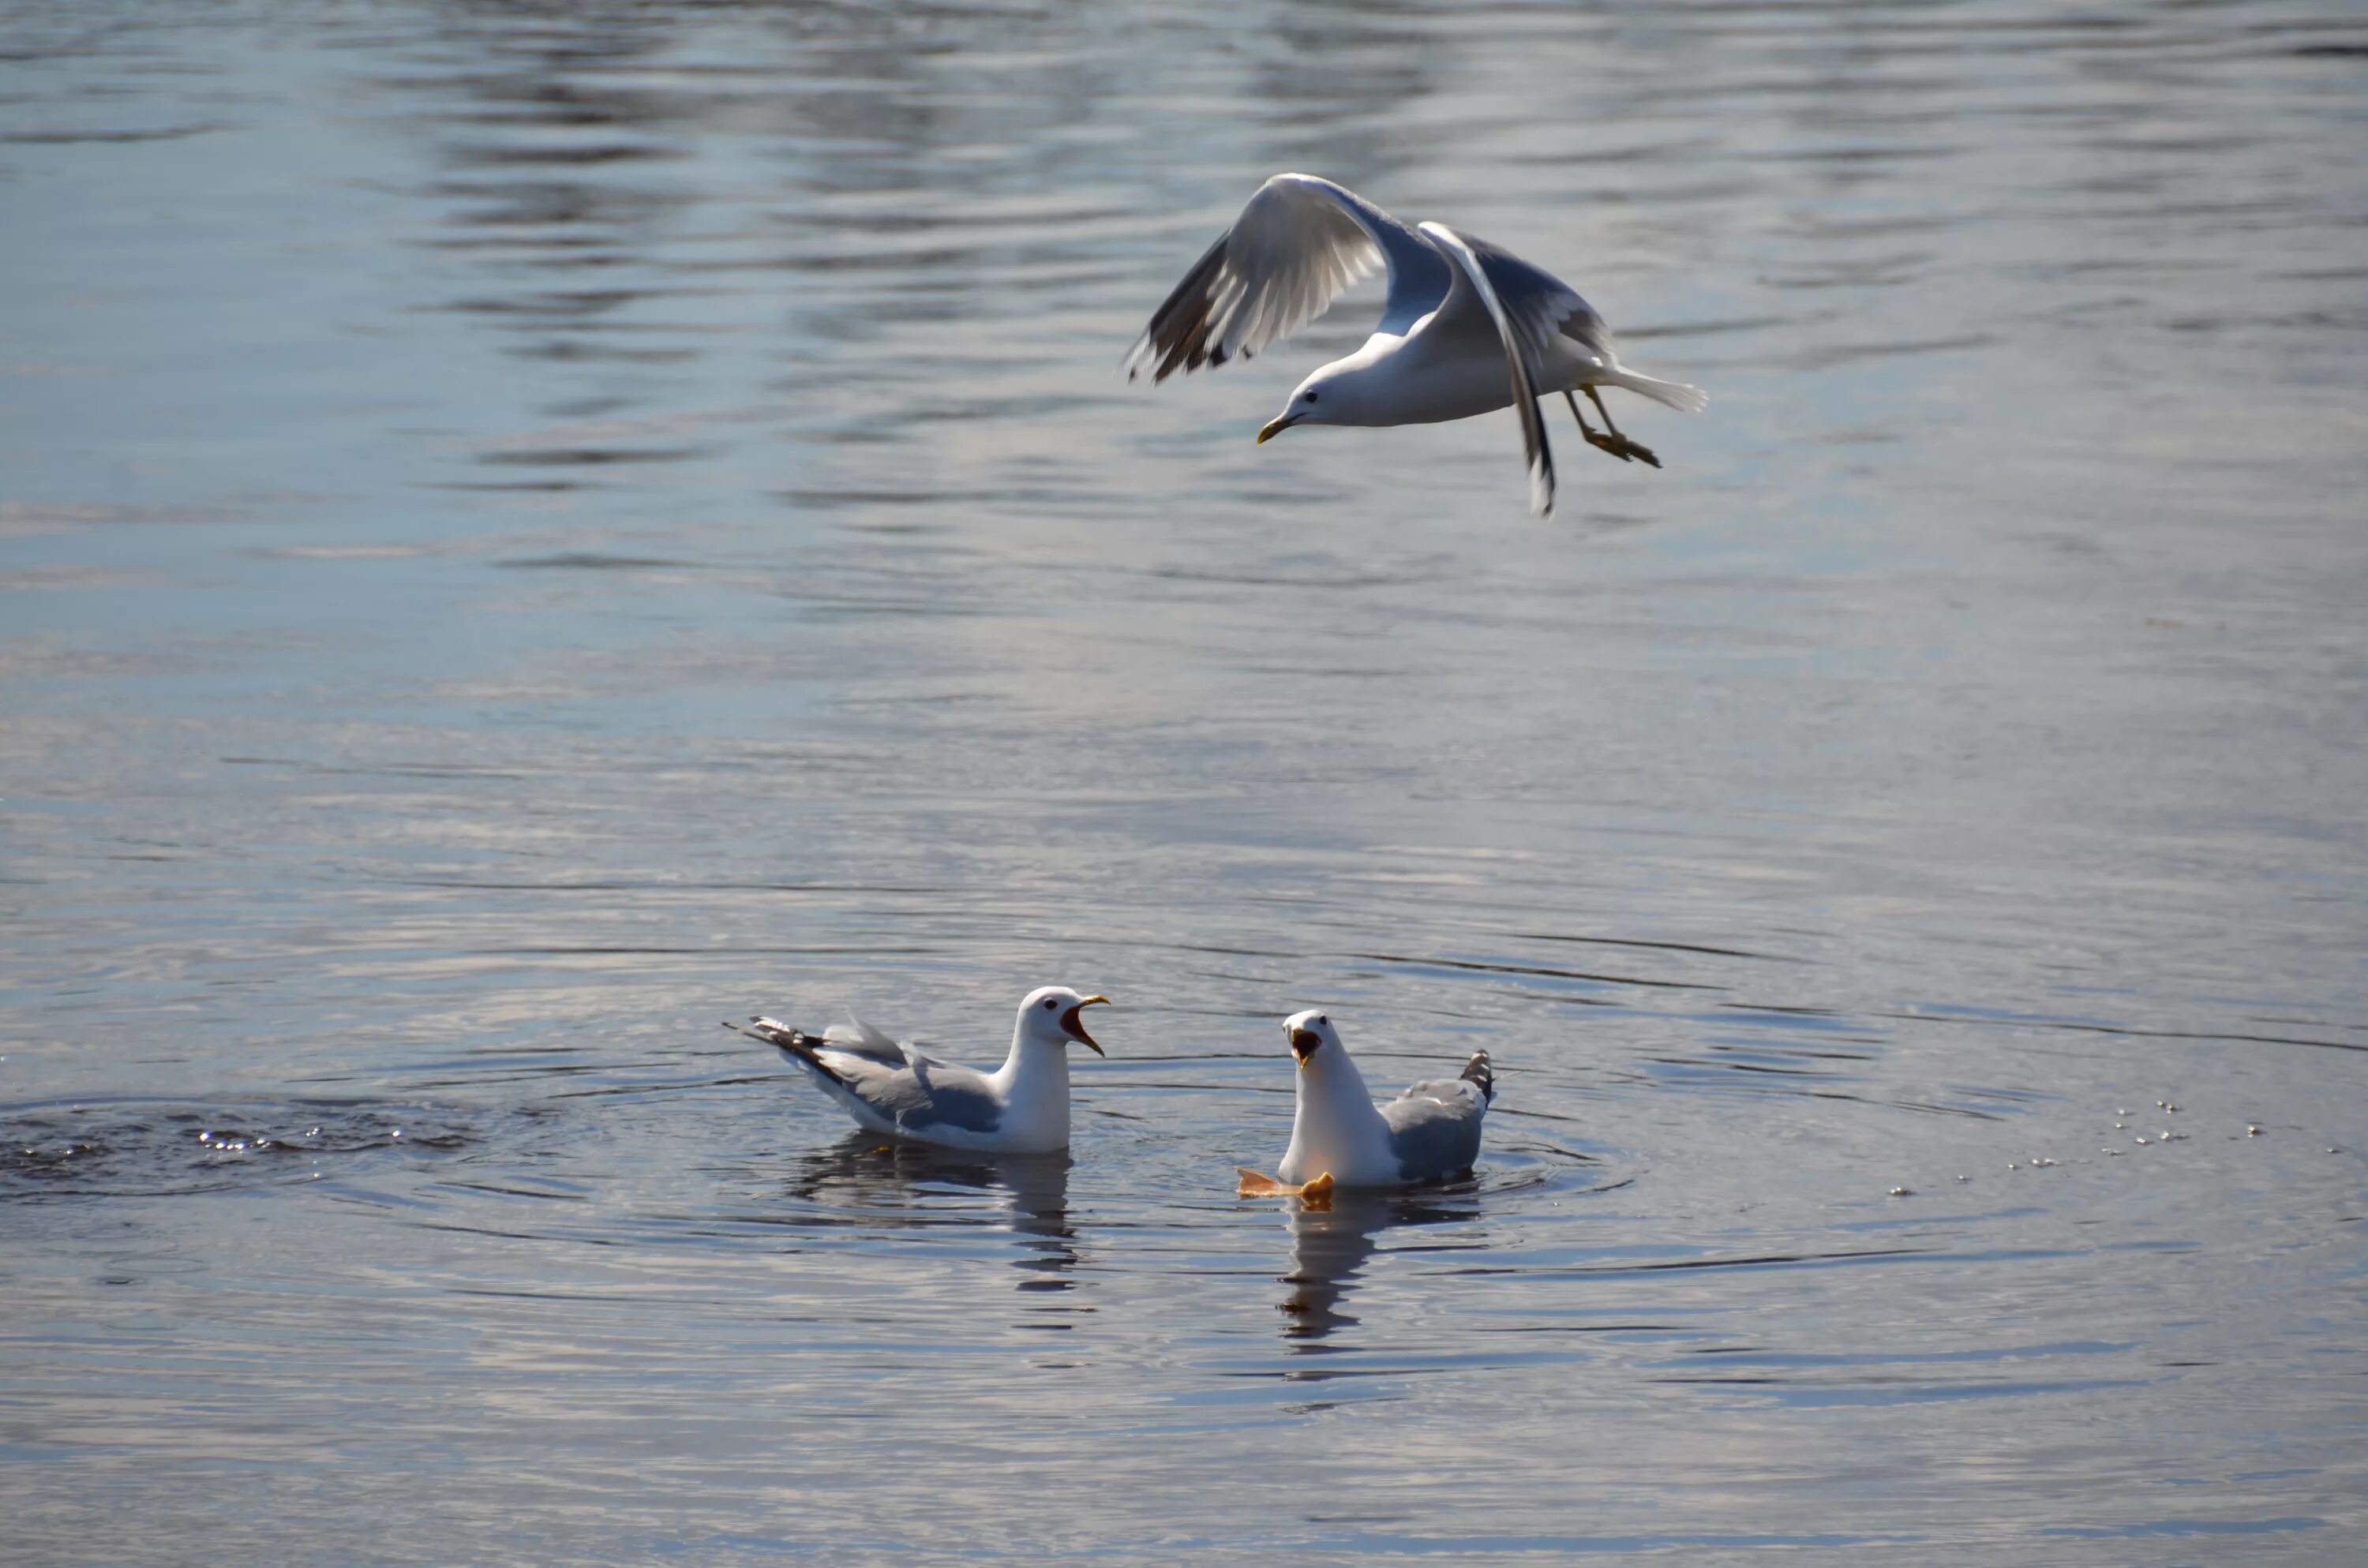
xmin=4 ymin=2 xmax=2366 ymax=1562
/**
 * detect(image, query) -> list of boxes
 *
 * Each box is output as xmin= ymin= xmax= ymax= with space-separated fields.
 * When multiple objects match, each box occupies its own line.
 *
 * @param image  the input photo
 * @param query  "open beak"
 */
xmin=1289 ymin=1026 xmax=1321 ymax=1067
xmin=1256 ymin=412 xmax=1300 ymax=445
xmin=1059 ymin=995 xmax=1111 ymax=1055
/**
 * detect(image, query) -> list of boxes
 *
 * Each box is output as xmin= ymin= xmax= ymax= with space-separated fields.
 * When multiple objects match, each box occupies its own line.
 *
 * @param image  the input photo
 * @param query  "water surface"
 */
xmin=4 ymin=3 xmax=2366 ymax=1562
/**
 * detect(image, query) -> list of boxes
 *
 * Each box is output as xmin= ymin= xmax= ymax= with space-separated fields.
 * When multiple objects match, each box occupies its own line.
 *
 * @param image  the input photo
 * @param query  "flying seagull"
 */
xmin=1238 ymin=1009 xmax=1495 ymax=1196
xmin=731 ymin=986 xmax=1111 ymax=1154
xmin=1129 ymin=173 xmax=1707 ymax=516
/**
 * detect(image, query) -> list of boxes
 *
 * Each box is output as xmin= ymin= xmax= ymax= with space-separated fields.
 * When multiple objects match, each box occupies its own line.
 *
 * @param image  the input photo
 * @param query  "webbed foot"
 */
xmin=1606 ymin=432 xmax=1662 ymax=468
xmin=1237 ymin=1168 xmax=1337 ymax=1208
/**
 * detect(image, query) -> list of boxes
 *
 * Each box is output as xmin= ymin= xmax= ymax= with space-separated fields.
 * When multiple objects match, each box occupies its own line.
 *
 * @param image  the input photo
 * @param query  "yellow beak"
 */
xmin=1256 ymin=413 xmax=1298 ymax=445
xmin=1060 ymin=995 xmax=1111 ymax=1055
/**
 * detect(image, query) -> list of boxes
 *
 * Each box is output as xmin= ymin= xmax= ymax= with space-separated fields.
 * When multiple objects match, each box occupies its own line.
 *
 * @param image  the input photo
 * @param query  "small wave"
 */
xmin=0 ymin=1098 xmax=479 ymax=1199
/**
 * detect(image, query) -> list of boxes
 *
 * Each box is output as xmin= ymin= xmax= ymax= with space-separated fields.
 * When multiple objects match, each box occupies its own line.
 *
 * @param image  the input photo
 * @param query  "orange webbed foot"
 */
xmin=1236 ymin=1168 xmax=1336 ymax=1208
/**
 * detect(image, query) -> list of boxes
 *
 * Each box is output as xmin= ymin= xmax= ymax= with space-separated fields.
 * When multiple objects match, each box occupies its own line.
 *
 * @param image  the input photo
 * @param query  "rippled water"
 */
xmin=5 ymin=2 xmax=2366 ymax=1562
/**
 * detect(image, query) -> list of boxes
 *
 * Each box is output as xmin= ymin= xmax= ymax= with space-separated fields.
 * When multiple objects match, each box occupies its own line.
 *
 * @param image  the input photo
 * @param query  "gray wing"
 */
xmin=817 ymin=1051 xmax=1005 ymax=1136
xmin=736 ymin=1017 xmax=1002 ymax=1136
xmin=1420 ymin=222 xmax=1557 ymax=517
xmin=819 ymin=1012 xmax=964 ymax=1072
xmin=1128 ymin=174 xmax=1455 ymax=382
xmin=1466 ymin=241 xmax=1708 ymax=413
xmin=1466 ymin=235 xmax=1617 ymax=372
xmin=819 ymin=1012 xmax=906 ymax=1066
xmin=1379 ymin=1067 xmax=1491 ymax=1182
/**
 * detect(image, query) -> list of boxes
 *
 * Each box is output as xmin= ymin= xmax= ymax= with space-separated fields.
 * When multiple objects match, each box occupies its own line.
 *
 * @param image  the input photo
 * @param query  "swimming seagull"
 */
xmin=1130 ymin=174 xmax=1707 ymax=517
xmin=1238 ymin=1010 xmax=1495 ymax=1196
xmin=730 ymin=986 xmax=1111 ymax=1154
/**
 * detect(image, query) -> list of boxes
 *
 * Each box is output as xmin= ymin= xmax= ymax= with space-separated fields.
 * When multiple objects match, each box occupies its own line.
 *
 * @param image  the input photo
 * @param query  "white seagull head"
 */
xmin=1017 ymin=985 xmax=1111 ymax=1056
xmin=1283 ymin=1008 xmax=1346 ymax=1071
xmin=1257 ymin=365 xmax=1359 ymax=443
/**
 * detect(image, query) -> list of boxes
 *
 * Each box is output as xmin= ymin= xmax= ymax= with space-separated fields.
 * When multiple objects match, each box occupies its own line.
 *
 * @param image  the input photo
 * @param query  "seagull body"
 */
xmin=733 ymin=986 xmax=1109 ymax=1155
xmin=1130 ymin=173 xmax=1707 ymax=515
xmin=1242 ymin=1010 xmax=1495 ymax=1194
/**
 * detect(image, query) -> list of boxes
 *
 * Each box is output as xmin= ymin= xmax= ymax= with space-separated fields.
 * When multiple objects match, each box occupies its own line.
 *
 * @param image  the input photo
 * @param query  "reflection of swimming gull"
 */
xmin=1278 ymin=1187 xmax=1471 ymax=1342
xmin=785 ymin=1136 xmax=1078 ymax=1289
xmin=1130 ymin=173 xmax=1708 ymax=515
xmin=1240 ymin=1011 xmax=1495 ymax=1194
xmin=1279 ymin=1189 xmax=1388 ymax=1340
xmin=994 ymin=1152 xmax=1080 ymax=1293
xmin=732 ymin=987 xmax=1110 ymax=1154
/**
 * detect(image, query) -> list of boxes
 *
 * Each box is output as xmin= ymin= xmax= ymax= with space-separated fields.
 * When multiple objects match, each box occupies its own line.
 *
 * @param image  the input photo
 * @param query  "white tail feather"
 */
xmin=1605 ymin=369 xmax=1708 ymax=414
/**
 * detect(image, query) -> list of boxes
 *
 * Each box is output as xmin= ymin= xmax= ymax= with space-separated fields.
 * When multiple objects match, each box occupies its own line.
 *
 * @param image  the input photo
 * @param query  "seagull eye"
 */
xmin=1043 ymin=998 xmax=1058 ymax=1009
xmin=1315 ymin=1015 xmax=1328 ymax=1026
xmin=1304 ymin=391 xmax=1318 ymax=403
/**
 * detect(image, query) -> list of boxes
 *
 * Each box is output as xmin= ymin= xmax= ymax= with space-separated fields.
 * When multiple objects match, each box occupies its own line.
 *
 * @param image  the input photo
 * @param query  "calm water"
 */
xmin=5 ymin=2 xmax=2366 ymax=1562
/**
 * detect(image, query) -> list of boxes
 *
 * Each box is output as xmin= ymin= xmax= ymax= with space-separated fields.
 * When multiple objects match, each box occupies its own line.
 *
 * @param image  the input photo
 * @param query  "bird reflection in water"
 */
xmin=1276 ymin=1183 xmax=1478 ymax=1345
xmin=782 ymin=1134 xmax=1078 ymax=1292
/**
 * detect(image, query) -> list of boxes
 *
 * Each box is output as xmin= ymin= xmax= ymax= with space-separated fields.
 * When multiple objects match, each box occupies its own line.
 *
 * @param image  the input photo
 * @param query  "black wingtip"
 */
xmin=1132 ymin=229 xmax=1238 ymax=386
xmin=742 ymin=1019 xmax=842 ymax=1081
xmin=1461 ymin=1050 xmax=1496 ymax=1102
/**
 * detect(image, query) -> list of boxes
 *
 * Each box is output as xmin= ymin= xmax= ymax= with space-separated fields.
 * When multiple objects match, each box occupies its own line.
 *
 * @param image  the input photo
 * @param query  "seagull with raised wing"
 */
xmin=1130 ymin=173 xmax=1707 ymax=515
xmin=731 ymin=986 xmax=1111 ymax=1154
xmin=1238 ymin=1010 xmax=1496 ymax=1196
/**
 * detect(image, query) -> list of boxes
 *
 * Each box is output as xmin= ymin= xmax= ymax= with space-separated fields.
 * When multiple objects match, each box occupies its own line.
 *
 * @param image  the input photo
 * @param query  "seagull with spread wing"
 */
xmin=1238 ymin=1010 xmax=1496 ymax=1197
xmin=1130 ymin=174 xmax=1707 ymax=516
xmin=731 ymin=986 xmax=1111 ymax=1154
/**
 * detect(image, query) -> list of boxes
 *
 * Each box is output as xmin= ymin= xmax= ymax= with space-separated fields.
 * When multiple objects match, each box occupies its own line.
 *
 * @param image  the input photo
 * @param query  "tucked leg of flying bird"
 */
xmin=1562 ymin=391 xmax=1635 ymax=464
xmin=1579 ymin=387 xmax=1662 ymax=469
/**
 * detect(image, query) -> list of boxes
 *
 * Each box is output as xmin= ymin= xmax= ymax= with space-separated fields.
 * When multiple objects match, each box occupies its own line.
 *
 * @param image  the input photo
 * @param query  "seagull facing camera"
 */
xmin=1238 ymin=1009 xmax=1496 ymax=1196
